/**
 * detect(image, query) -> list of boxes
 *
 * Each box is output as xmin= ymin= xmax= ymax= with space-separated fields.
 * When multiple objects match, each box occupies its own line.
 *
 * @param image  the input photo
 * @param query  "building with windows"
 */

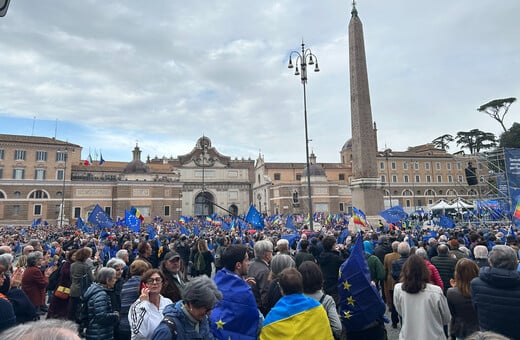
xmin=0 ymin=133 xmax=489 ymax=225
xmin=0 ymin=134 xmax=253 ymax=225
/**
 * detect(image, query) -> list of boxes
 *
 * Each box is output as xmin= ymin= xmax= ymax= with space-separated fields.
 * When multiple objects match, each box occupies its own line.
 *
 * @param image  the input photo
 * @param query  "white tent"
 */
xmin=429 ymin=200 xmax=451 ymax=210
xmin=447 ymin=199 xmax=474 ymax=210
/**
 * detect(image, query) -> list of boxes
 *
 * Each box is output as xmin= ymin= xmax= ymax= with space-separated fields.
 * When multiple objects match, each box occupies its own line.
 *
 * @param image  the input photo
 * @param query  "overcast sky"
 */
xmin=1 ymin=1 xmax=518 ymax=163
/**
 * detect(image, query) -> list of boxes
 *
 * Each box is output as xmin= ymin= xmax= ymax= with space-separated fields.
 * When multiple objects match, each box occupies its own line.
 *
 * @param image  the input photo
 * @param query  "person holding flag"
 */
xmin=210 ymin=244 xmax=262 ymax=339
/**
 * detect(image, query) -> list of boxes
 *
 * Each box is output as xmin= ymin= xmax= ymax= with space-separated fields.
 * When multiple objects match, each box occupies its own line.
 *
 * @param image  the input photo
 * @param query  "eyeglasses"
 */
xmin=146 ymin=277 xmax=163 ymax=284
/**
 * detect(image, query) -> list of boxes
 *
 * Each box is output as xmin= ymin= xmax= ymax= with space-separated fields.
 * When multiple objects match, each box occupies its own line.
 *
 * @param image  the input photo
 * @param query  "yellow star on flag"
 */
xmin=343 ymin=311 xmax=352 ymax=319
xmin=215 ymin=319 xmax=226 ymax=329
xmin=343 ymin=280 xmax=352 ymax=290
xmin=347 ymin=296 xmax=355 ymax=306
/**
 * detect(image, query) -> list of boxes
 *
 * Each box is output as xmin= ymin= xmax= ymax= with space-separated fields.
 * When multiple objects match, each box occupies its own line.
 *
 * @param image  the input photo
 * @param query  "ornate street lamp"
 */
xmin=288 ymin=41 xmax=320 ymax=230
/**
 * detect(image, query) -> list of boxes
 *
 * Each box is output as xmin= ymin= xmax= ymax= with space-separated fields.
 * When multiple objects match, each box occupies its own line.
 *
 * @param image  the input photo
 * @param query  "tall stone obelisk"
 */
xmin=349 ymin=3 xmax=384 ymax=216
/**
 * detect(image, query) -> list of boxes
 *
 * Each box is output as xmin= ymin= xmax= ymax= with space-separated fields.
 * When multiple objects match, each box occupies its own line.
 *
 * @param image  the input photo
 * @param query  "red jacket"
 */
xmin=425 ymin=260 xmax=444 ymax=291
xmin=21 ymin=266 xmax=48 ymax=307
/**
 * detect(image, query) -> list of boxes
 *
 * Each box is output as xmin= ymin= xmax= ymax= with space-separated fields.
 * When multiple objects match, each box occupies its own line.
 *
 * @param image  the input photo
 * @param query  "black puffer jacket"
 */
xmin=430 ymin=254 xmax=457 ymax=294
xmin=83 ymin=283 xmax=119 ymax=340
xmin=471 ymin=267 xmax=520 ymax=340
xmin=318 ymin=250 xmax=344 ymax=297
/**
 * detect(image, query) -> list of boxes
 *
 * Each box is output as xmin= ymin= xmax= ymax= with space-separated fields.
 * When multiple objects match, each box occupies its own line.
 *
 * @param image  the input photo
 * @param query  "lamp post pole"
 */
xmin=288 ymin=41 xmax=319 ymax=231
xmin=58 ymin=149 xmax=67 ymax=228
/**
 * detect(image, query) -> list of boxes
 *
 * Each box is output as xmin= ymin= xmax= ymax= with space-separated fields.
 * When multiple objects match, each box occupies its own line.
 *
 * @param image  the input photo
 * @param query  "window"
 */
xmin=296 ymin=173 xmax=302 ymax=181
xmin=0 ymin=168 xmax=2 ymax=179
xmin=0 ymin=192 xmax=4 ymax=199
xmin=57 ymin=169 xmax=65 ymax=181
xmin=405 ymin=199 xmax=411 ymax=207
xmin=392 ymin=175 xmax=397 ymax=183
xmin=13 ymin=205 xmax=20 ymax=215
xmin=0 ymin=149 xmax=4 ymax=160
xmin=404 ymin=175 xmax=409 ymax=183
xmin=436 ymin=162 xmax=441 ymax=170
xmin=30 ymin=190 xmax=48 ymax=199
xmin=447 ymin=162 xmax=451 ymax=170
xmin=426 ymin=175 xmax=431 ymax=183
xmin=56 ymin=191 xmax=63 ymax=198
xmin=56 ymin=151 xmax=67 ymax=162
xmin=458 ymin=175 xmax=463 ymax=183
xmin=14 ymin=191 xmax=21 ymax=198
xmin=274 ymin=173 xmax=281 ymax=180
xmin=425 ymin=162 xmax=430 ymax=170
xmin=339 ymin=202 xmax=344 ymax=212
xmin=381 ymin=175 xmax=386 ymax=183
xmin=35 ymin=169 xmax=46 ymax=180
xmin=14 ymin=150 xmax=26 ymax=161
xmin=437 ymin=175 xmax=442 ymax=183
xmin=34 ymin=204 xmax=42 ymax=215
xmin=164 ymin=206 xmax=170 ymax=216
xmin=448 ymin=175 xmax=453 ymax=183
xmin=403 ymin=162 xmax=408 ymax=170
xmin=105 ymin=207 xmax=111 ymax=216
xmin=457 ymin=162 xmax=462 ymax=170
xmin=13 ymin=168 xmax=25 ymax=179
xmin=292 ymin=191 xmax=299 ymax=204
xmin=391 ymin=162 xmax=396 ymax=170
xmin=415 ymin=175 xmax=420 ymax=183
xmin=339 ymin=173 xmax=345 ymax=181
xmin=74 ymin=207 xmax=81 ymax=218
xmin=380 ymin=162 xmax=385 ymax=169
xmin=36 ymin=151 xmax=47 ymax=161
xmin=414 ymin=162 xmax=419 ymax=170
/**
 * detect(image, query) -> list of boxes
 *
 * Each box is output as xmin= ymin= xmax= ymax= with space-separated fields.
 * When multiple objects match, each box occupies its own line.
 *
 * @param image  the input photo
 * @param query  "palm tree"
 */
xmin=432 ymin=134 xmax=454 ymax=150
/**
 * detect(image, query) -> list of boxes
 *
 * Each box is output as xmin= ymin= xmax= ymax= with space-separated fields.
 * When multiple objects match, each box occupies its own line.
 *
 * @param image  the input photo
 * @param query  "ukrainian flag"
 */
xmin=260 ymin=294 xmax=333 ymax=340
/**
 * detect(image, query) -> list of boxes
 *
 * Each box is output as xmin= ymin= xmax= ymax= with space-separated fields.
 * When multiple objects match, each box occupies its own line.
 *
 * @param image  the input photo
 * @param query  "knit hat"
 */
xmin=0 ymin=298 xmax=16 ymax=331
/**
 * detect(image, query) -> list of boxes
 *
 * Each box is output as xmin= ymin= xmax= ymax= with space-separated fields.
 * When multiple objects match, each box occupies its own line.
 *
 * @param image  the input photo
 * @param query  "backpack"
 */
xmin=214 ymin=246 xmax=227 ymax=269
xmin=160 ymin=315 xmax=178 ymax=339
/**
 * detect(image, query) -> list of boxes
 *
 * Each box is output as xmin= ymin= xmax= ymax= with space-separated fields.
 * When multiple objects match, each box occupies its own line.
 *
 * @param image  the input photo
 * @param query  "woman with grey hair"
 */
xmin=152 ymin=275 xmax=222 ymax=340
xmin=22 ymin=251 xmax=53 ymax=314
xmin=106 ymin=258 xmax=126 ymax=312
xmin=83 ymin=267 xmax=119 ymax=340
xmin=265 ymin=254 xmax=295 ymax=315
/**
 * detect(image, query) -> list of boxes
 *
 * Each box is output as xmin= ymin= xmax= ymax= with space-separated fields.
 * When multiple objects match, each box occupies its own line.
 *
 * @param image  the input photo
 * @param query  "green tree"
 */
xmin=456 ymin=129 xmax=497 ymax=154
xmin=477 ymin=97 xmax=516 ymax=132
xmin=499 ymin=122 xmax=520 ymax=148
xmin=432 ymin=134 xmax=454 ymax=150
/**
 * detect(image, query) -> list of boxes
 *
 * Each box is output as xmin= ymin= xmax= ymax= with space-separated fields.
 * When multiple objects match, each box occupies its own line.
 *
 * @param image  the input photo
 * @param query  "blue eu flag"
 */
xmin=338 ymin=233 xmax=386 ymax=332
xmin=245 ymin=205 xmax=264 ymax=229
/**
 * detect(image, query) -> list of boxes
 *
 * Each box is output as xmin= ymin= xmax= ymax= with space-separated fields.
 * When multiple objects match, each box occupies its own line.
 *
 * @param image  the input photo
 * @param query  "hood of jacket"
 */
xmin=479 ymin=266 xmax=520 ymax=289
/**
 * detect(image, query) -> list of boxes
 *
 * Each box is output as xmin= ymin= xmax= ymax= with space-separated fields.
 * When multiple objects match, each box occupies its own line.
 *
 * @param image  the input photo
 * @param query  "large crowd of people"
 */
xmin=0 ymin=214 xmax=518 ymax=339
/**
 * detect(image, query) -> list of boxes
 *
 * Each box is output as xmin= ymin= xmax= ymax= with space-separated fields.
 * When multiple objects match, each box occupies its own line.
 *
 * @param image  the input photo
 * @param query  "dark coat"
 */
xmin=471 ymin=267 xmax=520 ymax=339
xmin=318 ymin=250 xmax=344 ymax=297
xmin=118 ymin=275 xmax=141 ymax=334
xmin=447 ymin=287 xmax=479 ymax=338
xmin=83 ymin=283 xmax=119 ymax=340
xmin=21 ymin=266 xmax=48 ymax=307
xmin=47 ymin=260 xmax=72 ymax=319
xmin=70 ymin=261 xmax=94 ymax=298
xmin=160 ymin=272 xmax=184 ymax=303
xmin=391 ymin=256 xmax=409 ymax=283
xmin=248 ymin=259 xmax=270 ymax=315
xmin=7 ymin=287 xmax=38 ymax=324
xmin=151 ymin=301 xmax=214 ymax=340
xmin=430 ymin=254 xmax=457 ymax=295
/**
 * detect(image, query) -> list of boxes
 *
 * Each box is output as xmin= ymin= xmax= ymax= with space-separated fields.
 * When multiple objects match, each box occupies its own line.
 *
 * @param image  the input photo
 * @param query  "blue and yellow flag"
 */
xmin=261 ymin=294 xmax=333 ymax=340
xmin=210 ymin=269 xmax=259 ymax=339
xmin=338 ymin=234 xmax=386 ymax=332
